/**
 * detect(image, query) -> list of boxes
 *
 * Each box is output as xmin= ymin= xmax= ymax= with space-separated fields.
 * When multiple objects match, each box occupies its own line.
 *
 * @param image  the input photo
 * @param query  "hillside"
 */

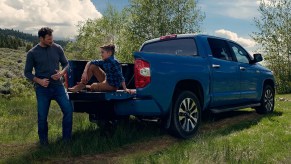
xmin=0 ymin=48 xmax=26 ymax=78
xmin=0 ymin=48 xmax=33 ymax=96
xmin=0 ymin=28 xmax=69 ymax=48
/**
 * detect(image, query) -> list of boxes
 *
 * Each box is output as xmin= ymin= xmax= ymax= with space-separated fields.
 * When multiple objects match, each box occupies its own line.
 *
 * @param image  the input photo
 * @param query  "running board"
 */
xmin=210 ymin=103 xmax=261 ymax=114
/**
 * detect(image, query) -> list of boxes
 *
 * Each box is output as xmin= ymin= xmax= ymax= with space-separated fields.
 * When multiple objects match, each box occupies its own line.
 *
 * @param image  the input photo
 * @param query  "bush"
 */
xmin=0 ymin=78 xmax=34 ymax=98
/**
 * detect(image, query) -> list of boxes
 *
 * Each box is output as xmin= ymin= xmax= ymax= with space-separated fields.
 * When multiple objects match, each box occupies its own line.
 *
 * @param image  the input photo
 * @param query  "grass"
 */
xmin=122 ymin=95 xmax=291 ymax=164
xmin=0 ymin=94 xmax=290 ymax=163
xmin=0 ymin=96 xmax=163 ymax=163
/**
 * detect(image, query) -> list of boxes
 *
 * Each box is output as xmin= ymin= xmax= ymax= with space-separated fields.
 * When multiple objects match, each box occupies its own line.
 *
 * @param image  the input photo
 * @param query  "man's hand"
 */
xmin=38 ymin=78 xmax=50 ymax=87
xmin=51 ymin=70 xmax=63 ymax=80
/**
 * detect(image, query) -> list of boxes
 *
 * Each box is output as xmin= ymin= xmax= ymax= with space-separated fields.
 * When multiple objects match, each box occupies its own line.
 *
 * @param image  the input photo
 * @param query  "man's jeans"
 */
xmin=35 ymin=84 xmax=73 ymax=144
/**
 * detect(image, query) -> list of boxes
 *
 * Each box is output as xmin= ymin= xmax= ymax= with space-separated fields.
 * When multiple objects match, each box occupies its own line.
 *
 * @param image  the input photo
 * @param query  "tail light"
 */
xmin=134 ymin=59 xmax=151 ymax=88
xmin=160 ymin=34 xmax=177 ymax=40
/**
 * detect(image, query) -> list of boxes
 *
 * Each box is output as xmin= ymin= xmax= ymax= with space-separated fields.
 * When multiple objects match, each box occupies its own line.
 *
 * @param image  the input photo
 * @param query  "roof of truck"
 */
xmin=142 ymin=34 xmax=232 ymax=45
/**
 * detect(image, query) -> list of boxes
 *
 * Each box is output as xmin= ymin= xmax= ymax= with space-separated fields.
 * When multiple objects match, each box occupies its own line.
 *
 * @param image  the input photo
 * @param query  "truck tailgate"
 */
xmin=68 ymin=90 xmax=135 ymax=101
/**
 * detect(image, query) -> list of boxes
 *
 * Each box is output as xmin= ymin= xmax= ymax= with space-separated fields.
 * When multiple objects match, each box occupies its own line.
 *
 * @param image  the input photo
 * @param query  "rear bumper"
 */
xmin=69 ymin=91 xmax=162 ymax=116
xmin=114 ymin=99 xmax=162 ymax=116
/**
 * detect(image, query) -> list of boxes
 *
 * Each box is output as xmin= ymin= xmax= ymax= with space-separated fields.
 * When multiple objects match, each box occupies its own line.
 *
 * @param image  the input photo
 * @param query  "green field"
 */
xmin=0 ymin=94 xmax=290 ymax=163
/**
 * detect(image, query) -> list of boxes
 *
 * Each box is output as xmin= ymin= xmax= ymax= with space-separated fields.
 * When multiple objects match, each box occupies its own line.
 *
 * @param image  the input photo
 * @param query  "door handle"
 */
xmin=240 ymin=67 xmax=246 ymax=70
xmin=212 ymin=64 xmax=220 ymax=68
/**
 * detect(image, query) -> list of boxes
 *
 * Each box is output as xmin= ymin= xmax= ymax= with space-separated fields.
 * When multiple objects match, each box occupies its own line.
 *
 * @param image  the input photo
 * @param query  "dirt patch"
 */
xmin=51 ymin=136 xmax=178 ymax=164
xmin=201 ymin=110 xmax=261 ymax=132
xmin=51 ymin=110 xmax=261 ymax=163
xmin=0 ymin=143 xmax=37 ymax=159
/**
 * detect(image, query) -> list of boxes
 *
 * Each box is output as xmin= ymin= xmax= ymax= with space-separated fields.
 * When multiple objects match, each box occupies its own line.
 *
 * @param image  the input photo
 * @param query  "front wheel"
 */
xmin=255 ymin=85 xmax=275 ymax=114
xmin=170 ymin=91 xmax=201 ymax=139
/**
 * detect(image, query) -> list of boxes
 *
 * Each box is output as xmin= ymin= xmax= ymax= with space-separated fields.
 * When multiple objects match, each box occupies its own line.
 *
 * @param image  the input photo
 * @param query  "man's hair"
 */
xmin=100 ymin=44 xmax=115 ymax=55
xmin=38 ymin=27 xmax=53 ymax=38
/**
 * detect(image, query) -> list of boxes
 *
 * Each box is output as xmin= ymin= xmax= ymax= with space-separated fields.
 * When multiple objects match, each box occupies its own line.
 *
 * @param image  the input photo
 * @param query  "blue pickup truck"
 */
xmin=66 ymin=34 xmax=275 ymax=138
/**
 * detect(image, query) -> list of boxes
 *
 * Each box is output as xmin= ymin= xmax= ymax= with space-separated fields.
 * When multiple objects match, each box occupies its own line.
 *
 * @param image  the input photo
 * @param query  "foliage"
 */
xmin=123 ymin=0 xmax=204 ymax=56
xmin=252 ymin=0 xmax=291 ymax=93
xmin=66 ymin=0 xmax=204 ymax=63
xmin=0 ymin=48 xmax=34 ymax=98
xmin=0 ymin=33 xmax=26 ymax=50
xmin=0 ymin=28 xmax=69 ymax=48
xmin=66 ymin=5 xmax=126 ymax=60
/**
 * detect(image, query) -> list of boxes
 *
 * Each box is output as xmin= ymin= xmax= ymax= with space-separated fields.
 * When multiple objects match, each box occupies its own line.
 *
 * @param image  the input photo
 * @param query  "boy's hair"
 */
xmin=100 ymin=44 xmax=115 ymax=55
xmin=38 ymin=27 xmax=53 ymax=38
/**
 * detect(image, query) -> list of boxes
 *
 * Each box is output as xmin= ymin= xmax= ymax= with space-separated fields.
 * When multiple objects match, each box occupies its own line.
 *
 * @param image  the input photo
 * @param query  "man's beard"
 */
xmin=45 ymin=42 xmax=53 ymax=47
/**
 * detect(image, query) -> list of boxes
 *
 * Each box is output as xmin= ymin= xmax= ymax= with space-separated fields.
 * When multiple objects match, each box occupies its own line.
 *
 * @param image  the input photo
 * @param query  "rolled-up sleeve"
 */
xmin=91 ymin=60 xmax=103 ymax=67
xmin=24 ymin=51 xmax=35 ymax=81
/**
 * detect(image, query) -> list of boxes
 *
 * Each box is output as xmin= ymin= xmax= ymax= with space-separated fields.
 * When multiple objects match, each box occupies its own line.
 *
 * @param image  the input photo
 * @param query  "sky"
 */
xmin=0 ymin=0 xmax=263 ymax=52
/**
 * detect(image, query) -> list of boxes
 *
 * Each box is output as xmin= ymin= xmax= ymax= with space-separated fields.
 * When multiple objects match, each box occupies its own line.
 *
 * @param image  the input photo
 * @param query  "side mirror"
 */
xmin=253 ymin=53 xmax=263 ymax=63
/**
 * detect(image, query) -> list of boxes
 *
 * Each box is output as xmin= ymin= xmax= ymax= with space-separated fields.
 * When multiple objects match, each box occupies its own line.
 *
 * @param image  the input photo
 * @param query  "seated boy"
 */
xmin=68 ymin=44 xmax=133 ymax=94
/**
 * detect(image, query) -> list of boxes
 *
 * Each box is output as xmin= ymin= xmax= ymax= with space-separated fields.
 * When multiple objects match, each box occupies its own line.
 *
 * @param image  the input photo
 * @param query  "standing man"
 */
xmin=24 ymin=27 xmax=73 ymax=145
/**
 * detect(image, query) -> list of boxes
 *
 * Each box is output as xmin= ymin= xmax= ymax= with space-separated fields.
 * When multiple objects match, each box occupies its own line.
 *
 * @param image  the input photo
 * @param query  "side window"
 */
xmin=141 ymin=38 xmax=198 ymax=56
xmin=229 ymin=42 xmax=250 ymax=64
xmin=208 ymin=38 xmax=233 ymax=61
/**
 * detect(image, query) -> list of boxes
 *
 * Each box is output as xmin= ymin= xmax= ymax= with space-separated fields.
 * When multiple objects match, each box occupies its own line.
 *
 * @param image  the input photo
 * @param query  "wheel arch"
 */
xmin=172 ymin=79 xmax=204 ymax=109
xmin=264 ymin=79 xmax=275 ymax=89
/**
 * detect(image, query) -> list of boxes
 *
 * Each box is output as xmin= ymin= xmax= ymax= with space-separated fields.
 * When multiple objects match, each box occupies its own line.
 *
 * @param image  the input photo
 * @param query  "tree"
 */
xmin=252 ymin=0 xmax=291 ymax=93
xmin=66 ymin=5 xmax=126 ymax=60
xmin=67 ymin=0 xmax=204 ymax=63
xmin=119 ymin=0 xmax=205 ymax=61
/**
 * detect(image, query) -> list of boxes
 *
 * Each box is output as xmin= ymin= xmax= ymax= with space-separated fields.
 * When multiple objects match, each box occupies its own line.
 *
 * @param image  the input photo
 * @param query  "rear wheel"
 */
xmin=255 ymin=85 xmax=275 ymax=114
xmin=170 ymin=91 xmax=201 ymax=139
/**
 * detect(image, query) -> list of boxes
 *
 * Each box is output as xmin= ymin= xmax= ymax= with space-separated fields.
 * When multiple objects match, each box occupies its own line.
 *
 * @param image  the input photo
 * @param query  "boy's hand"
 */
xmin=125 ymin=88 xmax=136 ymax=94
xmin=90 ymin=83 xmax=98 ymax=91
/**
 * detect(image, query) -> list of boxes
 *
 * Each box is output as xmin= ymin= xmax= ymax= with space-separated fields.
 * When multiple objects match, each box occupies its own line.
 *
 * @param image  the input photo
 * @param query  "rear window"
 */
xmin=141 ymin=38 xmax=198 ymax=56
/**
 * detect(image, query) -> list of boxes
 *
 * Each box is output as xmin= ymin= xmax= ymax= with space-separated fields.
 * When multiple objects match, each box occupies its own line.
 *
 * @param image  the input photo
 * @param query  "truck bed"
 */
xmin=66 ymin=60 xmax=135 ymax=89
xmin=66 ymin=60 xmax=136 ymax=113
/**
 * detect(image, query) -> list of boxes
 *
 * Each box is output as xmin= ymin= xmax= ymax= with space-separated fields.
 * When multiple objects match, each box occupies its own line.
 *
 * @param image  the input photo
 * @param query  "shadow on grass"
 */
xmin=4 ymin=110 xmax=283 ymax=163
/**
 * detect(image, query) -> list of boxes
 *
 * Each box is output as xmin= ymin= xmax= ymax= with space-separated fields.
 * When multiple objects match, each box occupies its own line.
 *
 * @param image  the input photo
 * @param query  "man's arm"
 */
xmin=24 ymin=52 xmax=35 ymax=81
xmin=51 ymin=45 xmax=69 ymax=80
xmin=24 ymin=51 xmax=50 ymax=87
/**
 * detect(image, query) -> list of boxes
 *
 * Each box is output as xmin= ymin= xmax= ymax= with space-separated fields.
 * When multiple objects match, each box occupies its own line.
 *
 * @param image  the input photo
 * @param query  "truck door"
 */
xmin=228 ymin=41 xmax=259 ymax=102
xmin=208 ymin=38 xmax=241 ymax=107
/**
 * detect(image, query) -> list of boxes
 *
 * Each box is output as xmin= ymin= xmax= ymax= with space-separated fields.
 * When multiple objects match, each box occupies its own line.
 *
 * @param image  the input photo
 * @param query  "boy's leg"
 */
xmin=69 ymin=64 xmax=105 ymax=92
xmin=89 ymin=64 xmax=106 ymax=82
xmin=90 ymin=81 xmax=118 ymax=92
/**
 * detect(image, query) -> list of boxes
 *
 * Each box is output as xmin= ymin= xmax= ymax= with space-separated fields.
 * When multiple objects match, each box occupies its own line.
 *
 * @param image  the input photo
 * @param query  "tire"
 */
xmin=255 ymin=85 xmax=275 ymax=114
xmin=170 ymin=91 xmax=201 ymax=139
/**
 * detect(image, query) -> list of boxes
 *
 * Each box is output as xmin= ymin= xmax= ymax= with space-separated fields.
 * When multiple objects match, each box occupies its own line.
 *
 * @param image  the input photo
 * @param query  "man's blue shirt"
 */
xmin=91 ymin=56 xmax=125 ymax=88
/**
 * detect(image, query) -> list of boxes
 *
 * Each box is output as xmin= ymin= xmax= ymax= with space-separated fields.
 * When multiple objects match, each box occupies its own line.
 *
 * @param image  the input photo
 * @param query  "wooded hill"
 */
xmin=0 ymin=28 xmax=68 ymax=50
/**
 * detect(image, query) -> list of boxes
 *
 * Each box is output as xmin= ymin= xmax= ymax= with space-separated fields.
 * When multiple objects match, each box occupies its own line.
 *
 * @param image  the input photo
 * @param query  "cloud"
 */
xmin=215 ymin=29 xmax=256 ymax=48
xmin=0 ymin=0 xmax=102 ymax=38
xmin=203 ymin=0 xmax=260 ymax=20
